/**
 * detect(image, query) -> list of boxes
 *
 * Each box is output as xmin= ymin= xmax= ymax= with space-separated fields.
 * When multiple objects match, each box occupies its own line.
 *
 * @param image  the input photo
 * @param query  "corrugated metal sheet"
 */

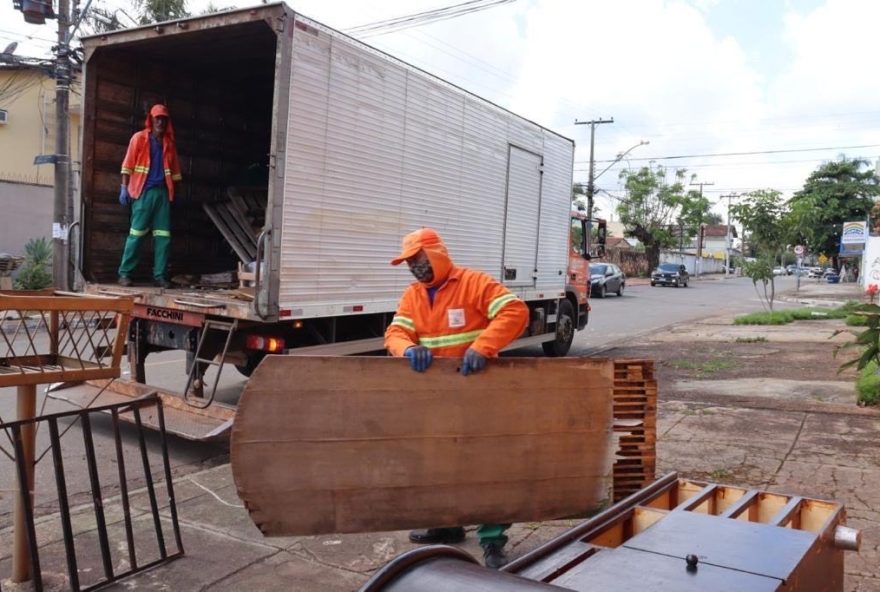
xmin=278 ymin=16 xmax=573 ymax=318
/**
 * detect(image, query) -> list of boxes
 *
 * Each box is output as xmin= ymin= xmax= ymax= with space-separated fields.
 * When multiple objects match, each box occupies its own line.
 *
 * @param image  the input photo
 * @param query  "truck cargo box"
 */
xmin=79 ymin=3 xmax=574 ymax=324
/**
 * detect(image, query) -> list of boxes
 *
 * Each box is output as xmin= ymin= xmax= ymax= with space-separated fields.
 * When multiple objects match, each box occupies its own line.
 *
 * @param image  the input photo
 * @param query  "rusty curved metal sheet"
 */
xmin=231 ymin=356 xmax=614 ymax=536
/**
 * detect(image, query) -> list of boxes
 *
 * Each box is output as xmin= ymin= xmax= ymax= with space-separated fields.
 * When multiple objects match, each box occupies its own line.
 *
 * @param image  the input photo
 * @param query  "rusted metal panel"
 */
xmin=231 ymin=356 xmax=615 ymax=536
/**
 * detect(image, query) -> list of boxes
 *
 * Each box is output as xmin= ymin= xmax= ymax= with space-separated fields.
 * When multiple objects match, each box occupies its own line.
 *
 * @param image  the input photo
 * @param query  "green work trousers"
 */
xmin=477 ymin=523 xmax=510 ymax=546
xmin=118 ymin=186 xmax=171 ymax=279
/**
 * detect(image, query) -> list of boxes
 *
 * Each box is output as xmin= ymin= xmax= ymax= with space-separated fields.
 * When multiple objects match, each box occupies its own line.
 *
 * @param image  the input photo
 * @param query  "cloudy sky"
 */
xmin=3 ymin=0 xmax=879 ymax=221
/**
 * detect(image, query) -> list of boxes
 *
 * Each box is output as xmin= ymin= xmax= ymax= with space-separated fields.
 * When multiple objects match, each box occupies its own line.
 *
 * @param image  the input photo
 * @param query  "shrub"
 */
xmin=735 ymin=307 xmax=848 ymax=325
xmin=856 ymin=362 xmax=880 ymax=406
xmin=14 ymin=237 xmax=53 ymax=290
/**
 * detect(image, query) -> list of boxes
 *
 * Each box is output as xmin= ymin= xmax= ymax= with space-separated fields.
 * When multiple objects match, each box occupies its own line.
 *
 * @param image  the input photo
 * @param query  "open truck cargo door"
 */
xmin=230 ymin=356 xmax=615 ymax=536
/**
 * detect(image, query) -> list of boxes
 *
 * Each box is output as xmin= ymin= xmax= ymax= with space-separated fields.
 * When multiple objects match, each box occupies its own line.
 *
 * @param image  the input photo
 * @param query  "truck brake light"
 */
xmin=246 ymin=335 xmax=285 ymax=353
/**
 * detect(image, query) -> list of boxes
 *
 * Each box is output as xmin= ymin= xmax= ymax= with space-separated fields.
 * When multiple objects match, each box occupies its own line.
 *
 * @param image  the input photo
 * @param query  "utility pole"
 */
xmin=574 ymin=117 xmax=613 ymax=254
xmin=689 ymin=181 xmax=714 ymax=277
xmin=720 ymin=193 xmax=738 ymax=275
xmin=52 ymin=0 xmax=73 ymax=289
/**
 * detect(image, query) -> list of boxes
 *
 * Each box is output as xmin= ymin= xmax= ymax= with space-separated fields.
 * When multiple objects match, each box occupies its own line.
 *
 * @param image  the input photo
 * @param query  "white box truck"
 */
xmin=64 ymin=3 xmax=593 ymax=438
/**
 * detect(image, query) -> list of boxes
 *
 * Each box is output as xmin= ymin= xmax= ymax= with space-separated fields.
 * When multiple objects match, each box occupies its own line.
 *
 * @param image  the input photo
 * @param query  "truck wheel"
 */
xmin=236 ymin=352 xmax=266 ymax=378
xmin=542 ymin=300 xmax=575 ymax=357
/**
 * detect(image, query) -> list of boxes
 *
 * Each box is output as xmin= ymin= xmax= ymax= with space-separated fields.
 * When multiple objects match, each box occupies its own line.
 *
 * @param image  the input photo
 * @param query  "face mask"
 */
xmin=409 ymin=260 xmax=434 ymax=283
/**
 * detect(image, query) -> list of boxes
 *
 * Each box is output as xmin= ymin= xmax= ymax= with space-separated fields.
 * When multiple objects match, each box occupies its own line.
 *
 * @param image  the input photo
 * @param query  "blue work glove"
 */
xmin=118 ymin=185 xmax=131 ymax=206
xmin=404 ymin=345 xmax=433 ymax=372
xmin=461 ymin=348 xmax=487 ymax=376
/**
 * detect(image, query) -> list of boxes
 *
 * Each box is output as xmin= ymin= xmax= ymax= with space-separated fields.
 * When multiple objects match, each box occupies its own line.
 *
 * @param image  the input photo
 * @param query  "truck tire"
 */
xmin=542 ymin=300 xmax=575 ymax=357
xmin=236 ymin=352 xmax=266 ymax=378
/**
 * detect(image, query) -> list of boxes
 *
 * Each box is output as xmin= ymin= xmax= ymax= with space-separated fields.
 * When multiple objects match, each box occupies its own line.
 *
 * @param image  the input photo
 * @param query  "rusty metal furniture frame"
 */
xmin=0 ymin=290 xmax=134 ymax=587
xmin=0 ymin=290 xmax=132 ymax=387
xmin=0 ymin=394 xmax=184 ymax=592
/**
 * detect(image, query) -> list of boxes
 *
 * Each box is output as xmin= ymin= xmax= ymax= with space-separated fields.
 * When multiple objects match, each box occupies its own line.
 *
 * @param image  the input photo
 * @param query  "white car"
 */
xmin=772 ymin=267 xmax=786 ymax=276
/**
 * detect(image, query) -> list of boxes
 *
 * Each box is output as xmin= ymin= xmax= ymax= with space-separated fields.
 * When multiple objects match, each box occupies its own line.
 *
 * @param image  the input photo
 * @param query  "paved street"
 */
xmin=1 ymin=275 xmax=875 ymax=591
xmin=0 ymin=273 xmax=839 ymax=527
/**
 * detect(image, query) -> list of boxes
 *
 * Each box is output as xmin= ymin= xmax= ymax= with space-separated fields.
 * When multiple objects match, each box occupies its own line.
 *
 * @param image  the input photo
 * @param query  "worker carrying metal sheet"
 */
xmin=384 ymin=227 xmax=529 ymax=568
xmin=117 ymin=103 xmax=183 ymax=288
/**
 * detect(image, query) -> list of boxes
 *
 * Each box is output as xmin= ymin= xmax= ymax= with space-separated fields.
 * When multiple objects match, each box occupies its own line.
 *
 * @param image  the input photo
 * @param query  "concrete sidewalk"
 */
xmin=1 ymin=281 xmax=877 ymax=591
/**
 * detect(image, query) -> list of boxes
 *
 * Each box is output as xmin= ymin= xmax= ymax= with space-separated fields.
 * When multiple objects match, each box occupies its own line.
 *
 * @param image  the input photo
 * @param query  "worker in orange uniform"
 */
xmin=117 ymin=104 xmax=183 ymax=288
xmin=384 ymin=227 xmax=529 ymax=569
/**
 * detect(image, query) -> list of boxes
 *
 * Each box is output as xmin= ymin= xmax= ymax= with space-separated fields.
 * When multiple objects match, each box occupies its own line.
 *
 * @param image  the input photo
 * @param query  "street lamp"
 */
xmin=594 ymin=140 xmax=650 ymax=182
xmin=587 ymin=140 xmax=649 ymax=251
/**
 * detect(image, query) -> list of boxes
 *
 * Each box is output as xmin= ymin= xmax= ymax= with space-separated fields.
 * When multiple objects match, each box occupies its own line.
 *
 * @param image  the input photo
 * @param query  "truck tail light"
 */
xmin=246 ymin=335 xmax=285 ymax=353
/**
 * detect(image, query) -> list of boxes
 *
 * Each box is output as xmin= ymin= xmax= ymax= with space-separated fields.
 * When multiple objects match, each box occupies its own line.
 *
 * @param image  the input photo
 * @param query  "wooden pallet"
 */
xmin=612 ymin=359 xmax=657 ymax=501
xmin=202 ymin=186 xmax=266 ymax=264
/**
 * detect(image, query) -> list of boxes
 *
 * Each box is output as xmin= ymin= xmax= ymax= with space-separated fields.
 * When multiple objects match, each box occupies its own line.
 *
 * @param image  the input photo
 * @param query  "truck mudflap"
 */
xmin=47 ymin=379 xmax=236 ymax=441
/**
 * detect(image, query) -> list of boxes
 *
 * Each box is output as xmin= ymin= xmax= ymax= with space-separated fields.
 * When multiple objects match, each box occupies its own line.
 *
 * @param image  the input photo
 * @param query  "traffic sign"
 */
xmin=794 ymin=245 xmax=804 ymax=255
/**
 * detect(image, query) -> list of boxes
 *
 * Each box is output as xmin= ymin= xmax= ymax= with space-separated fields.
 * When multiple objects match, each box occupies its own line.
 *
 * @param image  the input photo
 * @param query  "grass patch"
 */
xmin=669 ymin=359 xmax=736 ymax=375
xmin=734 ymin=307 xmax=849 ymax=325
xmin=734 ymin=336 xmax=767 ymax=343
xmin=846 ymin=315 xmax=868 ymax=326
xmin=856 ymin=361 xmax=880 ymax=406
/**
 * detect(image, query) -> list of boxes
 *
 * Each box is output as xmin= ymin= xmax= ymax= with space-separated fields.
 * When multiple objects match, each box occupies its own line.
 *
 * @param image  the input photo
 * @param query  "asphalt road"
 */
xmin=0 ymin=273 xmax=805 ymax=525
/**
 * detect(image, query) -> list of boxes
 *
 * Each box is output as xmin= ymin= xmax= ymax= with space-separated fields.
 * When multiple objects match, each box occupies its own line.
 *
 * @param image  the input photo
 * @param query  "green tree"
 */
xmin=788 ymin=157 xmax=880 ymax=267
xmin=135 ymin=0 xmax=189 ymax=24
xmin=617 ymin=166 xmax=708 ymax=271
xmin=571 ymin=183 xmax=586 ymax=209
xmin=730 ymin=189 xmax=790 ymax=310
xmin=703 ymin=212 xmax=723 ymax=225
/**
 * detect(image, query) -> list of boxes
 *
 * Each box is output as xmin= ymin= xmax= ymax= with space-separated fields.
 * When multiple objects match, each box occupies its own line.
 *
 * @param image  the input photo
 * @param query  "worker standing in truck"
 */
xmin=117 ymin=103 xmax=182 ymax=288
xmin=384 ymin=227 xmax=529 ymax=569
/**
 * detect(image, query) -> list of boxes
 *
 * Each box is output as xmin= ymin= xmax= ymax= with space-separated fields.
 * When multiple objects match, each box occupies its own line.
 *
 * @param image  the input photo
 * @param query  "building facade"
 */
xmin=0 ymin=63 xmax=81 ymax=255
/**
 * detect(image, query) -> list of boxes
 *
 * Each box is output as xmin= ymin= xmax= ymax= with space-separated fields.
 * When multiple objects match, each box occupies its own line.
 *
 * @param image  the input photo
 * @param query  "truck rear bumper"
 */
xmin=47 ymin=379 xmax=236 ymax=441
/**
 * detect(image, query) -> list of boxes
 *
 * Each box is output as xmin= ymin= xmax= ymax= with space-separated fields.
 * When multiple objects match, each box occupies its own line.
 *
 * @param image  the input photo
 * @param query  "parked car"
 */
xmin=785 ymin=264 xmax=797 ymax=275
xmin=589 ymin=263 xmax=626 ymax=298
xmin=807 ymin=267 xmax=823 ymax=279
xmin=651 ymin=263 xmax=689 ymax=288
xmin=772 ymin=266 xmax=786 ymax=276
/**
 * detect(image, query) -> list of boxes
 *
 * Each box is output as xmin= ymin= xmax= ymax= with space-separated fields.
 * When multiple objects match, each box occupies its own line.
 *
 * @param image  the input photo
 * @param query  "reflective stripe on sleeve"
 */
xmin=391 ymin=315 xmax=415 ymax=331
xmin=153 ymin=229 xmax=171 ymax=238
xmin=488 ymin=293 xmax=519 ymax=319
xmin=419 ymin=329 xmax=483 ymax=349
xmin=129 ymin=228 xmax=149 ymax=237
xmin=120 ymin=167 xmax=132 ymax=174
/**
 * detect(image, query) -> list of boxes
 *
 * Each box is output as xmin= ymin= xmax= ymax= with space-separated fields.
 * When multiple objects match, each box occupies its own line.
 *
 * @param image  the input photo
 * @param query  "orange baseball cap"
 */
xmin=390 ymin=228 xmax=444 ymax=265
xmin=150 ymin=104 xmax=170 ymax=118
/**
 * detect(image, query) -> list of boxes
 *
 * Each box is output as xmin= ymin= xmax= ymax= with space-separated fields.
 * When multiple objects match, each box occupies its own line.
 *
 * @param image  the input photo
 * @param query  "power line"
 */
xmin=347 ymin=0 xmax=517 ymax=37
xmin=590 ymin=143 xmax=880 ymax=164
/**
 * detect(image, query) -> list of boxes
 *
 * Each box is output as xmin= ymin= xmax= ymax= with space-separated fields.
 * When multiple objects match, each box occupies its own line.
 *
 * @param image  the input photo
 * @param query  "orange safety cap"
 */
xmin=150 ymin=104 xmax=170 ymax=118
xmin=390 ymin=228 xmax=444 ymax=265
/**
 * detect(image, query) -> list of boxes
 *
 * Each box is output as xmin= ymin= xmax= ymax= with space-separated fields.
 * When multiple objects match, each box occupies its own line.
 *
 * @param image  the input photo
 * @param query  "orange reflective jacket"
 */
xmin=384 ymin=230 xmax=528 ymax=358
xmin=121 ymin=129 xmax=182 ymax=201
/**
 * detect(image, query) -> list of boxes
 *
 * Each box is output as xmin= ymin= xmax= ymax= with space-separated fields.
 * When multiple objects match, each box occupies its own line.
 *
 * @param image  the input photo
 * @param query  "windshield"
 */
xmin=658 ymin=263 xmax=680 ymax=272
xmin=590 ymin=264 xmax=608 ymax=275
